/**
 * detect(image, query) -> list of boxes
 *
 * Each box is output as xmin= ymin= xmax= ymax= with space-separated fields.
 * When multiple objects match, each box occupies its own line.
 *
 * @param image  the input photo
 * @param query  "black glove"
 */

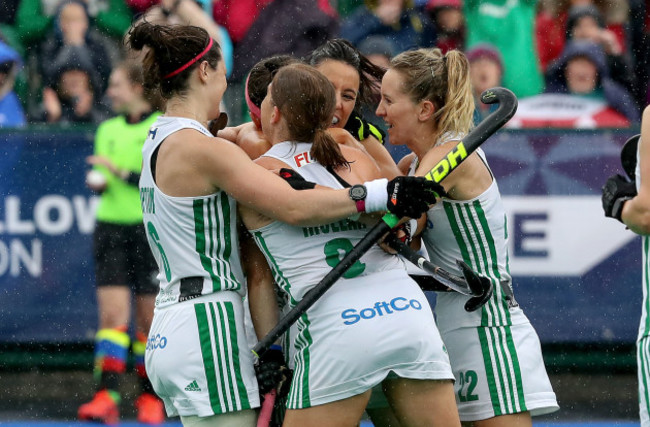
xmin=601 ymin=174 xmax=636 ymax=222
xmin=279 ymin=168 xmax=316 ymax=190
xmin=386 ymin=176 xmax=447 ymax=218
xmin=255 ymin=346 xmax=293 ymax=399
xmin=391 ymin=221 xmax=412 ymax=245
xmin=344 ymin=111 xmax=386 ymax=144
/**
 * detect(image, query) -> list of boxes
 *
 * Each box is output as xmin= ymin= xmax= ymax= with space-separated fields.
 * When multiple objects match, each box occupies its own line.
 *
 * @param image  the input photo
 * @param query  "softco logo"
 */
xmin=146 ymin=334 xmax=168 ymax=350
xmin=341 ymin=297 xmax=423 ymax=325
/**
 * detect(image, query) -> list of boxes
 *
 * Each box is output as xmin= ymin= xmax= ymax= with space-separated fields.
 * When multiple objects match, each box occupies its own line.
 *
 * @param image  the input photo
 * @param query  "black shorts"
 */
xmin=94 ymin=221 xmax=159 ymax=295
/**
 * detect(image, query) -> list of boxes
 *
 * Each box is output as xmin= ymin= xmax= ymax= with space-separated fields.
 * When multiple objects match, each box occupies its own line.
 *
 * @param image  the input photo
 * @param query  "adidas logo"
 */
xmin=185 ymin=380 xmax=201 ymax=392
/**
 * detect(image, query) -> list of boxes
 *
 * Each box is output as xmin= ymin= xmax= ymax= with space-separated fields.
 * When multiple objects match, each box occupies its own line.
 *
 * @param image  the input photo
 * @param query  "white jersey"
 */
xmin=251 ymin=141 xmax=405 ymax=303
xmin=411 ymin=149 xmax=525 ymax=332
xmin=140 ymin=116 xmax=245 ymax=308
xmin=411 ymin=145 xmax=557 ymax=420
xmin=250 ymin=141 xmax=453 ymax=408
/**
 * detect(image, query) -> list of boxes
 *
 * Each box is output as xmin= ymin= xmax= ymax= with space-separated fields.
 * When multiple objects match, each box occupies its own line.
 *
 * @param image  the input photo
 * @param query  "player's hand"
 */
xmin=601 ymin=173 xmax=636 ymax=222
xmin=344 ymin=111 xmax=386 ymax=144
xmin=379 ymin=221 xmax=412 ymax=254
xmin=386 ymin=176 xmax=447 ymax=218
xmin=255 ymin=346 xmax=292 ymax=399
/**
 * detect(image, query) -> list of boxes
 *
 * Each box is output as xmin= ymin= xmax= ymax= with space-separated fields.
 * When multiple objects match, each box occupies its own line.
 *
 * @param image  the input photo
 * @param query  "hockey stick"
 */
xmin=621 ymin=133 xmax=640 ymax=181
xmin=252 ymin=87 xmax=517 ymax=358
xmin=383 ymin=234 xmax=493 ymax=312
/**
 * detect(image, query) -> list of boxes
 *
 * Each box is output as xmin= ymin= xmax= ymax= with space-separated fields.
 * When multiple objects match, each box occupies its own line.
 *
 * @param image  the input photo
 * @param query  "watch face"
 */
xmin=350 ymin=185 xmax=367 ymax=200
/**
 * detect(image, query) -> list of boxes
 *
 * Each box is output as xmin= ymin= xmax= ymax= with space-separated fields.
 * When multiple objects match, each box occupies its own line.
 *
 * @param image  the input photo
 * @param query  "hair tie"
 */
xmin=163 ymin=38 xmax=213 ymax=79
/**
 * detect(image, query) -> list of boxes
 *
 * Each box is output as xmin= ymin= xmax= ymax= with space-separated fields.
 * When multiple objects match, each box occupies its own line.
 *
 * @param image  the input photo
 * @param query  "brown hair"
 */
xmin=390 ymin=48 xmax=474 ymax=142
xmin=126 ymin=21 xmax=222 ymax=100
xmin=247 ymin=55 xmax=300 ymax=110
xmin=270 ymin=63 xmax=348 ymax=169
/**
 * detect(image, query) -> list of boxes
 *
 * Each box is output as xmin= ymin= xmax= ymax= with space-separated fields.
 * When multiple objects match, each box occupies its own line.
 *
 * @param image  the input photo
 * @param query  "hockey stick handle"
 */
xmin=256 ymin=389 xmax=276 ymax=427
xmin=252 ymin=87 xmax=517 ymax=357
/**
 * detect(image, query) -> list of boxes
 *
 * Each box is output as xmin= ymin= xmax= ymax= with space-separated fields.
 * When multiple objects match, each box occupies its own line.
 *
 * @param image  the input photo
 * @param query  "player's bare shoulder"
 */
xmin=397 ymin=152 xmax=416 ymax=175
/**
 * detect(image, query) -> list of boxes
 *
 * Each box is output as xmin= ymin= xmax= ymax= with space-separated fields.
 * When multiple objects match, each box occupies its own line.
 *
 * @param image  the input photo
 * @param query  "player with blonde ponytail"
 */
xmin=378 ymin=47 xmax=559 ymax=426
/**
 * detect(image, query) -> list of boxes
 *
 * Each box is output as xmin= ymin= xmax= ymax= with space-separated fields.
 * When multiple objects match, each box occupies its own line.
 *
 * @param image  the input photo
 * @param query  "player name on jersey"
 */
xmin=140 ymin=187 xmax=155 ymax=214
xmin=302 ymin=219 xmax=367 ymax=238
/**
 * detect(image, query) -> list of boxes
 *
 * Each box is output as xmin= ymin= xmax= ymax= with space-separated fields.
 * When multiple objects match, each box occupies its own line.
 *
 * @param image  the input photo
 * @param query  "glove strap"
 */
xmin=363 ymin=178 xmax=389 ymax=213
xmin=612 ymin=197 xmax=633 ymax=222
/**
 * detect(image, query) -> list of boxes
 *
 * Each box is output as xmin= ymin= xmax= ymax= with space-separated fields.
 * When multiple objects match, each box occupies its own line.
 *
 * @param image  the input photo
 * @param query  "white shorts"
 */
xmin=286 ymin=269 xmax=454 ymax=409
xmin=145 ymin=292 xmax=260 ymax=417
xmin=443 ymin=321 xmax=559 ymax=421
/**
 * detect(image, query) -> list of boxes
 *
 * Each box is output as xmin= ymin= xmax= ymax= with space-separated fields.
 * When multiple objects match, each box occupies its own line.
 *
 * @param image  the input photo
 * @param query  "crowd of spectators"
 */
xmin=0 ymin=0 xmax=648 ymax=129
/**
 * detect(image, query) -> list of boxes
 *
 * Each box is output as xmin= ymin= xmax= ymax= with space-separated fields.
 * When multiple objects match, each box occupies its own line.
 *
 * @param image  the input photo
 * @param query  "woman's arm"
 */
xmin=218 ymin=123 xmax=271 ymax=160
xmin=241 ymin=228 xmax=280 ymax=341
xmin=621 ymin=107 xmax=650 ymax=234
xmin=157 ymin=130 xmax=439 ymax=225
xmin=157 ymin=131 xmax=359 ymax=226
xmin=329 ymin=128 xmax=399 ymax=179
xmin=397 ymin=152 xmax=416 ymax=175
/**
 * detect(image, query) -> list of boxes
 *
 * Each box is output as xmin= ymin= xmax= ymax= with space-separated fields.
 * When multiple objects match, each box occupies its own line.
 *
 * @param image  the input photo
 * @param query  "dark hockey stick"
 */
xmin=383 ymin=234 xmax=493 ymax=312
xmin=252 ymin=87 xmax=518 ymax=358
xmin=621 ymin=133 xmax=640 ymax=181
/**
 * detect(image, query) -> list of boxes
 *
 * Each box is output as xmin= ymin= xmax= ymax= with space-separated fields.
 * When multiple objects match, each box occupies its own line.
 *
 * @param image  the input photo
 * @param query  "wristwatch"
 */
xmin=349 ymin=184 xmax=367 ymax=213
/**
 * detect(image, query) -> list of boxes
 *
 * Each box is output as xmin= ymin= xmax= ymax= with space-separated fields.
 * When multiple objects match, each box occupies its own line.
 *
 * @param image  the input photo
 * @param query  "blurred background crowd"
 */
xmin=0 ymin=0 xmax=647 ymax=129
